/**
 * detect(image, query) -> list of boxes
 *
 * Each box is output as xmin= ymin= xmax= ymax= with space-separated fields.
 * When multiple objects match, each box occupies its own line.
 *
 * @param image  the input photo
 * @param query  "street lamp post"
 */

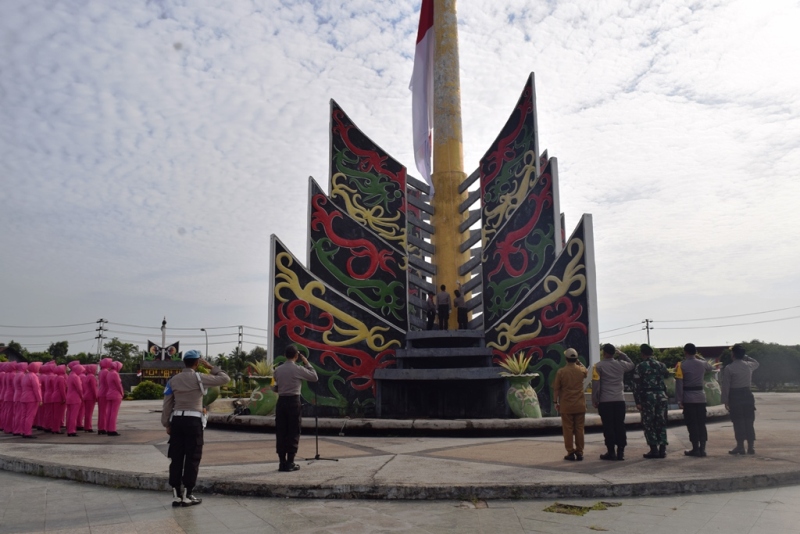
xmin=200 ymin=328 xmax=208 ymax=359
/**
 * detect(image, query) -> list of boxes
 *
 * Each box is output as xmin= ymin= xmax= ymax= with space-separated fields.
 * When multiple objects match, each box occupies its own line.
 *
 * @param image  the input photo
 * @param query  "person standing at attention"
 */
xmin=273 ymin=345 xmax=318 ymax=472
xmin=162 ymin=350 xmax=229 ymax=507
xmin=592 ymin=344 xmax=634 ymax=460
xmin=426 ymin=292 xmax=437 ymax=331
xmin=634 ymin=344 xmax=670 ymax=459
xmin=722 ymin=343 xmax=759 ymax=455
xmin=553 ymin=348 xmax=587 ymax=461
xmin=675 ymin=343 xmax=714 ymax=457
xmin=436 ymin=285 xmax=451 ymax=330
xmin=453 ymin=289 xmax=468 ymax=330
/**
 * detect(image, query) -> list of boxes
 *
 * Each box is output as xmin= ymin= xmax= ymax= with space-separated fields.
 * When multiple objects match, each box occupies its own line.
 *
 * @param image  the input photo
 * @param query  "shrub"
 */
xmin=131 ymin=380 xmax=165 ymax=400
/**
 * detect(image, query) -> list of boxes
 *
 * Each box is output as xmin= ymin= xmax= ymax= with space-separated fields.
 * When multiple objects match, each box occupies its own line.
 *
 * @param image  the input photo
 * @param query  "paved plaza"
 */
xmin=1 ymin=469 xmax=800 ymax=533
xmin=1 ymin=393 xmax=799 ymax=500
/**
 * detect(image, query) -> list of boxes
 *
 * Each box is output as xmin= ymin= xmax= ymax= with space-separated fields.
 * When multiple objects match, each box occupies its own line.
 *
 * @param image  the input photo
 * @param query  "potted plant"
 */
xmin=247 ymin=360 xmax=278 ymax=416
xmin=498 ymin=351 xmax=541 ymax=418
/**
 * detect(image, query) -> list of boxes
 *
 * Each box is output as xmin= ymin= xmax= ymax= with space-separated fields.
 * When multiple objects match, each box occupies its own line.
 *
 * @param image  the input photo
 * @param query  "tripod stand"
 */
xmin=302 ymin=388 xmax=338 ymax=464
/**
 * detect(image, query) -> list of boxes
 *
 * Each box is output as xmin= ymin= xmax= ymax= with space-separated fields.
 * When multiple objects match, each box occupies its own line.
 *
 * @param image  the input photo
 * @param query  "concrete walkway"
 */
xmin=1 ymin=393 xmax=798 ymax=500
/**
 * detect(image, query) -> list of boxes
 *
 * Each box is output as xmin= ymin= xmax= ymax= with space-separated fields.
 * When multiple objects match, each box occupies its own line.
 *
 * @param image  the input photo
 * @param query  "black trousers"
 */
xmin=426 ymin=310 xmax=436 ymax=330
xmin=683 ymin=402 xmax=707 ymax=443
xmin=276 ymin=395 xmax=302 ymax=455
xmin=437 ymin=305 xmax=449 ymax=330
xmin=598 ymin=401 xmax=627 ymax=449
xmin=168 ymin=415 xmax=204 ymax=490
xmin=729 ymin=388 xmax=756 ymax=444
xmin=457 ymin=307 xmax=468 ymax=330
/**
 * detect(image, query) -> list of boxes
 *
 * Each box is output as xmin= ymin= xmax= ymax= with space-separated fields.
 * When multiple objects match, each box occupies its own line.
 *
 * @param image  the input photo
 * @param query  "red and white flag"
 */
xmin=410 ymin=0 xmax=434 ymax=195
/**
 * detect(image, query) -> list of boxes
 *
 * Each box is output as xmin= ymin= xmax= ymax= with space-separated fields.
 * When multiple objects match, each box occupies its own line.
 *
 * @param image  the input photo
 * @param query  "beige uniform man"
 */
xmin=553 ymin=348 xmax=588 ymax=461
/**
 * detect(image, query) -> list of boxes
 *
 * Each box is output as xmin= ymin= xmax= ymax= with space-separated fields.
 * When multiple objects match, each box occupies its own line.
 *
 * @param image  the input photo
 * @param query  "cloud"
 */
xmin=1 ymin=0 xmax=799 ymax=353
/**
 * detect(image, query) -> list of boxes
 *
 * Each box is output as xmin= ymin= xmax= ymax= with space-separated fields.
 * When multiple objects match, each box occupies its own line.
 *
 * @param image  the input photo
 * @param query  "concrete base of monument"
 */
xmin=207 ymin=405 xmax=730 ymax=437
xmin=2 ymin=394 xmax=795 ymax=500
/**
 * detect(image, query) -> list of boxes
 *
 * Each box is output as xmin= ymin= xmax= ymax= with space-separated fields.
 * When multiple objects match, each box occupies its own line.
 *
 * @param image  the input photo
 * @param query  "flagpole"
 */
xmin=431 ymin=0 xmax=469 ymax=329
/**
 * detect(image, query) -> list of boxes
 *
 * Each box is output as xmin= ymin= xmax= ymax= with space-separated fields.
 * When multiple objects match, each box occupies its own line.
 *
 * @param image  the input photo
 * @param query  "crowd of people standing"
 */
xmin=553 ymin=342 xmax=760 ymax=462
xmin=0 ymin=357 xmax=125 ymax=438
xmin=426 ymin=284 xmax=468 ymax=330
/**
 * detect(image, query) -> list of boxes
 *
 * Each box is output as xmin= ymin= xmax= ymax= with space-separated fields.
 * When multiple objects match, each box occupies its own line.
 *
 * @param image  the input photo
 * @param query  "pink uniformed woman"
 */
xmin=65 ymin=362 xmax=85 ymax=436
xmin=105 ymin=361 xmax=124 ymax=436
xmin=97 ymin=358 xmax=112 ymax=434
xmin=41 ymin=362 xmax=57 ymax=433
xmin=3 ymin=363 xmax=17 ymax=434
xmin=0 ymin=363 xmax=7 ymax=432
xmin=12 ymin=362 xmax=28 ymax=435
xmin=82 ymin=364 xmax=98 ymax=432
xmin=33 ymin=364 xmax=45 ymax=430
xmin=6 ymin=363 xmax=22 ymax=434
xmin=50 ymin=365 xmax=67 ymax=434
xmin=20 ymin=362 xmax=43 ymax=439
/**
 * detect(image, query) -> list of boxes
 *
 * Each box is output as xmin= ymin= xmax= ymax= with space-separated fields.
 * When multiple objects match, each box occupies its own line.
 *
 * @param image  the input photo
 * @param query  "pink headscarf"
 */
xmin=55 ymin=365 xmax=66 ymax=376
xmin=18 ymin=362 xmax=29 ymax=372
xmin=28 ymin=362 xmax=43 ymax=373
xmin=112 ymin=361 xmax=123 ymax=372
xmin=84 ymin=364 xmax=98 ymax=376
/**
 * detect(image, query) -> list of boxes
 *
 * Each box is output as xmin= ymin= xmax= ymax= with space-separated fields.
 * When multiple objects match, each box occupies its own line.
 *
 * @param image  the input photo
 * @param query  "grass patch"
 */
xmin=543 ymin=502 xmax=622 ymax=516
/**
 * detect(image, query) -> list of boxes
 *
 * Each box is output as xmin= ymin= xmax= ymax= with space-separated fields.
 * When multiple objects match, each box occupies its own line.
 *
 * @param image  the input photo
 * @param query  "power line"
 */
xmin=601 ymin=327 xmax=644 ymax=340
xmin=0 ymin=330 xmax=96 ymax=338
xmin=0 ymin=322 xmax=97 ymax=329
xmin=656 ymin=314 xmax=800 ymax=330
xmin=106 ymin=322 xmax=241 ymax=331
xmin=599 ymin=322 xmax=641 ymax=334
xmin=657 ymin=304 xmax=800 ymax=323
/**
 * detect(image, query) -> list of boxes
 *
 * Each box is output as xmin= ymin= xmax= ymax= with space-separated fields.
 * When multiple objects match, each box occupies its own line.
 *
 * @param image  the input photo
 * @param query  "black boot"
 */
xmin=278 ymin=453 xmax=287 ymax=471
xmin=643 ymin=445 xmax=659 ymax=459
xmin=658 ymin=444 xmax=667 ymax=458
xmin=600 ymin=447 xmax=616 ymax=461
xmin=684 ymin=441 xmax=699 ymax=456
xmin=729 ymin=441 xmax=746 ymax=455
xmin=286 ymin=453 xmax=300 ymax=471
xmin=747 ymin=441 xmax=755 ymax=455
xmin=616 ymin=446 xmax=625 ymax=461
xmin=697 ymin=441 xmax=707 ymax=457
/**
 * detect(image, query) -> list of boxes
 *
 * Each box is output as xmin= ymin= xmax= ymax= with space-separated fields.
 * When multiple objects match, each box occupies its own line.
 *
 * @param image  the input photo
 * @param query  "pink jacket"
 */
xmin=82 ymin=364 xmax=98 ymax=402
xmin=20 ymin=362 xmax=43 ymax=403
xmin=98 ymin=358 xmax=112 ymax=397
xmin=50 ymin=365 xmax=67 ymax=403
xmin=0 ymin=363 xmax=5 ymax=399
xmin=105 ymin=361 xmax=124 ymax=401
xmin=66 ymin=364 xmax=85 ymax=404
xmin=6 ymin=363 xmax=20 ymax=402
xmin=13 ymin=363 xmax=28 ymax=402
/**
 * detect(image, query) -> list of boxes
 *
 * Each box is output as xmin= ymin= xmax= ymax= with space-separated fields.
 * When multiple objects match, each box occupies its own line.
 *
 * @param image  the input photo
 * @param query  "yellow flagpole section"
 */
xmin=432 ymin=0 xmax=470 ymax=329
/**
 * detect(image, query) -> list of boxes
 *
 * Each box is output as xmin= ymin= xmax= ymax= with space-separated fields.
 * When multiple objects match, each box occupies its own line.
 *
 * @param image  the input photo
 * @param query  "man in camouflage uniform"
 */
xmin=633 ymin=344 xmax=670 ymax=459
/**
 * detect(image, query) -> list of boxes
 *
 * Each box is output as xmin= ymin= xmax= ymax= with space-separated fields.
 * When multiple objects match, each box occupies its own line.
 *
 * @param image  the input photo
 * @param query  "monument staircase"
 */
xmin=374 ymin=330 xmax=508 ymax=419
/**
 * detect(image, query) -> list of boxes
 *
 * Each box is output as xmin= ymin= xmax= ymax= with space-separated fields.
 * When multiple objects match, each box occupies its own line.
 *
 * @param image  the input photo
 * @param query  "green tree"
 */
xmin=48 ymin=341 xmax=69 ymax=361
xmin=743 ymin=340 xmax=800 ymax=391
xmin=104 ymin=338 xmax=143 ymax=373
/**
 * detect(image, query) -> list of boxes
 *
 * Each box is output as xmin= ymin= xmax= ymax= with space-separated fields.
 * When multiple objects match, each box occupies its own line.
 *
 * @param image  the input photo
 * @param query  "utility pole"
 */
xmin=642 ymin=319 xmax=653 ymax=345
xmin=237 ymin=326 xmax=244 ymax=356
xmin=95 ymin=318 xmax=107 ymax=360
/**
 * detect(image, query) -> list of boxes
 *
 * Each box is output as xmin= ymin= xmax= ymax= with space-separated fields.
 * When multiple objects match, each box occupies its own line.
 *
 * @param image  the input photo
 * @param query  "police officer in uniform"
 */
xmin=675 ymin=343 xmax=714 ymax=457
xmin=722 ymin=344 xmax=760 ymax=455
xmin=273 ymin=345 xmax=318 ymax=471
xmin=633 ymin=344 xmax=670 ymax=459
xmin=592 ymin=344 xmax=634 ymax=460
xmin=162 ymin=350 xmax=229 ymax=507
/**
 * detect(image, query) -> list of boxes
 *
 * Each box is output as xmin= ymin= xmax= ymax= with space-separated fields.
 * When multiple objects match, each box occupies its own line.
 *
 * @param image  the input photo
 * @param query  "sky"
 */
xmin=1 ymin=0 xmax=799 ymax=358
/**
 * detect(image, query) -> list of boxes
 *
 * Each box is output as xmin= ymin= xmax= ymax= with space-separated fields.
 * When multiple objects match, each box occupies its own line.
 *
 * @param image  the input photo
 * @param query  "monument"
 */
xmin=268 ymin=0 xmax=599 ymax=419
